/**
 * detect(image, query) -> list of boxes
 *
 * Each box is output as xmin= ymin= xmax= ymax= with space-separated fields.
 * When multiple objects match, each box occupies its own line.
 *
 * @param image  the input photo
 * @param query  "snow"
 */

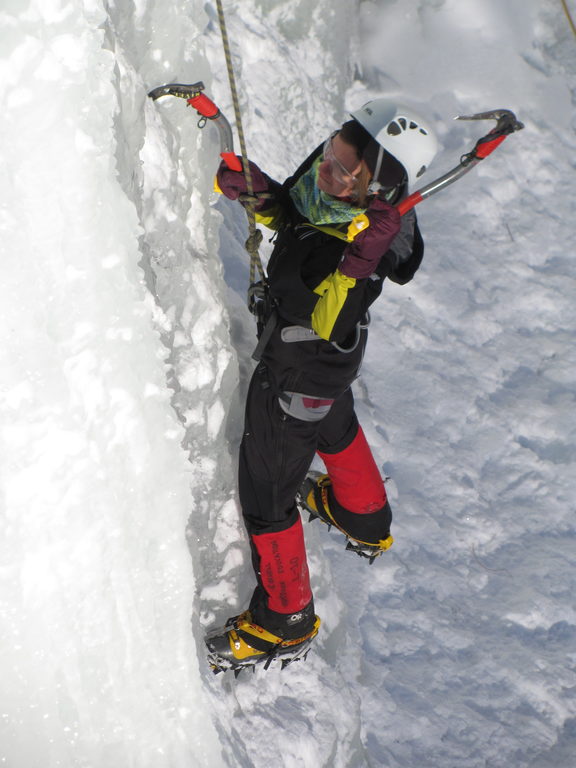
xmin=1 ymin=0 xmax=575 ymax=766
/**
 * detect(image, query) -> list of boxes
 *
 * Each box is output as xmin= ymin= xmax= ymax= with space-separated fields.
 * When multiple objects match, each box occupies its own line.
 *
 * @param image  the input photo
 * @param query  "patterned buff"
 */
xmin=289 ymin=157 xmax=366 ymax=225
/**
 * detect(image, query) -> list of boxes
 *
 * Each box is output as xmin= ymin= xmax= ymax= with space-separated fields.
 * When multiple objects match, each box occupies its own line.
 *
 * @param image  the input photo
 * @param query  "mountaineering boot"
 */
xmin=205 ymin=514 xmax=321 ymax=674
xmin=297 ymin=471 xmax=394 ymax=564
xmin=205 ymin=602 xmax=320 ymax=675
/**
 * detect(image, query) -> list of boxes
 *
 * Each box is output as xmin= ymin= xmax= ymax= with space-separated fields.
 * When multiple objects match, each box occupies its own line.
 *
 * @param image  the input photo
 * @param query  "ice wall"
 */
xmin=0 ymin=1 xmax=228 ymax=765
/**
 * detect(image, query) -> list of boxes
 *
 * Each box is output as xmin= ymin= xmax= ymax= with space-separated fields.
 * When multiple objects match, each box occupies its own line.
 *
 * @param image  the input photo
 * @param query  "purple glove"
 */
xmin=339 ymin=197 xmax=401 ymax=279
xmin=216 ymin=158 xmax=270 ymax=206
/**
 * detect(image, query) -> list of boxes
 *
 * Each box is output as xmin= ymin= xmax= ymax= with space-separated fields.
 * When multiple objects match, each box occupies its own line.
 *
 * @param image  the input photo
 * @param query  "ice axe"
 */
xmin=148 ymin=85 xmax=524 ymax=216
xmin=147 ymin=81 xmax=242 ymax=172
xmin=396 ymin=108 xmax=524 ymax=215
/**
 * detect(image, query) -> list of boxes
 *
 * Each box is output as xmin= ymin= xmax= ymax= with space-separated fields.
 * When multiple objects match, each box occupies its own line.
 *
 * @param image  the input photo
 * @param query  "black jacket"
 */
xmin=255 ymin=147 xmax=424 ymax=398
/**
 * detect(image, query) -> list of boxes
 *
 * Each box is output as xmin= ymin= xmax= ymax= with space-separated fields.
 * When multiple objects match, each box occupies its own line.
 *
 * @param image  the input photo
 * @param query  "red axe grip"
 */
xmin=221 ymin=152 xmax=243 ymax=171
xmin=187 ymin=93 xmax=219 ymax=118
xmin=396 ymin=191 xmax=423 ymax=216
xmin=475 ymin=134 xmax=507 ymax=159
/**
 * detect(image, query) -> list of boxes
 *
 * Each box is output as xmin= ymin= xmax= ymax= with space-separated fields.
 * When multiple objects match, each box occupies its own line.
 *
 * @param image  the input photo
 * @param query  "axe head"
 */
xmin=456 ymin=109 xmax=524 ymax=134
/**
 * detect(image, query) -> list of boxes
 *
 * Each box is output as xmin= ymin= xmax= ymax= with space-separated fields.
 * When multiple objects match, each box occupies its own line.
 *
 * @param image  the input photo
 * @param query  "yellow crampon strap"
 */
xmin=229 ymin=612 xmax=321 ymax=660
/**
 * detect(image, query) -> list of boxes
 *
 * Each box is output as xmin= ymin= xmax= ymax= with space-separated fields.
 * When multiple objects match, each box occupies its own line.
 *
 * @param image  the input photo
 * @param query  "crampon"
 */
xmin=297 ymin=471 xmax=394 ymax=565
xmin=205 ymin=610 xmax=321 ymax=676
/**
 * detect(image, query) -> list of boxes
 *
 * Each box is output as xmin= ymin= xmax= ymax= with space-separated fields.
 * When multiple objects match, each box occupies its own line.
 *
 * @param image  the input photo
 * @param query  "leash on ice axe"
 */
xmin=396 ymin=109 xmax=524 ymax=215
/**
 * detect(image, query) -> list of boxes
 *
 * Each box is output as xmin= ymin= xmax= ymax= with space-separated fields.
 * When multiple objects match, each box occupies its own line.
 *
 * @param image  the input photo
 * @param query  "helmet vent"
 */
xmin=387 ymin=117 xmax=430 ymax=138
xmin=350 ymin=99 xmax=438 ymax=187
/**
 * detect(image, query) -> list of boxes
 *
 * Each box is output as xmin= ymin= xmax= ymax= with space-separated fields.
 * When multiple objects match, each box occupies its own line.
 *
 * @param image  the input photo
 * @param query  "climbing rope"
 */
xmin=561 ymin=0 xmax=576 ymax=37
xmin=214 ymin=0 xmax=266 ymax=297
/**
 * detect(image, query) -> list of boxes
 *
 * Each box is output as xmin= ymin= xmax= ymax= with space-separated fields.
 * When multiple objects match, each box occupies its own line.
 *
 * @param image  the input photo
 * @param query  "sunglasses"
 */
xmin=322 ymin=133 xmax=358 ymax=187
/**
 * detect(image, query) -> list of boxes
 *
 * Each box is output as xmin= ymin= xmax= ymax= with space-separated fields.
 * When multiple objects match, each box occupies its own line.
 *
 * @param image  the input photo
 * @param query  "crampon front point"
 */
xmin=205 ymin=611 xmax=321 ymax=676
xmin=297 ymin=472 xmax=394 ymax=565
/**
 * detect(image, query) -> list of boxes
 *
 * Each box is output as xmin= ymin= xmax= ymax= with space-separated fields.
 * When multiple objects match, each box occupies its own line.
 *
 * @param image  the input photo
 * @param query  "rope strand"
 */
xmin=561 ymin=0 xmax=576 ymax=38
xmin=215 ymin=0 xmax=266 ymax=288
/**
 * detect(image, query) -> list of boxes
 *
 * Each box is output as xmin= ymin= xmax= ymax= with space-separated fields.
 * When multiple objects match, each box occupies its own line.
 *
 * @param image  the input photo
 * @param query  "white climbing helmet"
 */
xmin=350 ymin=99 xmax=438 ymax=189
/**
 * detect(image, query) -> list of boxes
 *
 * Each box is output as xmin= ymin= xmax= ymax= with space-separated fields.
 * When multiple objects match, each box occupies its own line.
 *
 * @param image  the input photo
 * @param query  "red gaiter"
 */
xmin=318 ymin=426 xmax=387 ymax=514
xmin=251 ymin=517 xmax=312 ymax=614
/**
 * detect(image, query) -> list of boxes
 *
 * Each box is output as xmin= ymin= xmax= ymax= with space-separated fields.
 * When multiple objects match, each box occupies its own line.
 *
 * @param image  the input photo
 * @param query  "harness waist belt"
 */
xmin=280 ymin=325 xmax=322 ymax=343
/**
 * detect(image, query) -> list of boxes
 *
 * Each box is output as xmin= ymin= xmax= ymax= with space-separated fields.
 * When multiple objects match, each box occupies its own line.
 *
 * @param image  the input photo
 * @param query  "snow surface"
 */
xmin=1 ymin=0 xmax=575 ymax=766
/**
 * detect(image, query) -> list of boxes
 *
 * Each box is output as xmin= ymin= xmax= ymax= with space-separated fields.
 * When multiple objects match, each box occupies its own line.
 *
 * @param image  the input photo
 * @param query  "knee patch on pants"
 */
xmin=278 ymin=392 xmax=335 ymax=422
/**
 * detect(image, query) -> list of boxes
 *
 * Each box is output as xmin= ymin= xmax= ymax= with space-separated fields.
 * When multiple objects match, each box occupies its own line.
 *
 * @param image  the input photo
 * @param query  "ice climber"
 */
xmin=206 ymin=100 xmax=438 ymax=672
